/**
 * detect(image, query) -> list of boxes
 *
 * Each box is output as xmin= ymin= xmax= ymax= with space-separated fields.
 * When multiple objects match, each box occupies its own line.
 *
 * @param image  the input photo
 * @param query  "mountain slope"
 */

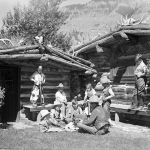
xmin=60 ymin=0 xmax=150 ymax=48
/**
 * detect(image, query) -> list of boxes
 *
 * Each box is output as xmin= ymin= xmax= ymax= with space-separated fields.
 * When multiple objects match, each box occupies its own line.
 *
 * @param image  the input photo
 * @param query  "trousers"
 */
xmin=77 ymin=123 xmax=109 ymax=135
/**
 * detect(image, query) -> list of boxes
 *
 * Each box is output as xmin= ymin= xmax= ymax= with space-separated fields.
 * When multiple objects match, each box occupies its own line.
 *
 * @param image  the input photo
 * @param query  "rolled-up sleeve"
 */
xmin=82 ymin=109 xmax=97 ymax=126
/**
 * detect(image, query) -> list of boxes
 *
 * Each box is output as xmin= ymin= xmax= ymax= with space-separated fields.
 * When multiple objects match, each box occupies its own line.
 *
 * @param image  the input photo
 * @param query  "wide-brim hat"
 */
xmin=135 ymin=54 xmax=142 ymax=62
xmin=57 ymin=83 xmax=64 ymax=88
xmin=89 ymin=95 xmax=99 ymax=103
xmin=101 ymin=72 xmax=110 ymax=78
xmin=40 ymin=109 xmax=50 ymax=120
xmin=100 ymin=76 xmax=112 ymax=84
xmin=94 ymin=82 xmax=104 ymax=91
xmin=53 ymin=101 xmax=62 ymax=108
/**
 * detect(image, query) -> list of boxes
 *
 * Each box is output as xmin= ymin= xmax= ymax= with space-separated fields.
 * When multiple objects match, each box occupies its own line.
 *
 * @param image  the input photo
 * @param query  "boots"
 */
xmin=130 ymin=95 xmax=138 ymax=109
xmin=136 ymin=95 xmax=144 ymax=110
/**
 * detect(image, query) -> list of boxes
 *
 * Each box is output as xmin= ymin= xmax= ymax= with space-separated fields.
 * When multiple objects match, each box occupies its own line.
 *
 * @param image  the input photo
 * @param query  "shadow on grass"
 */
xmin=0 ymin=123 xmax=13 ymax=129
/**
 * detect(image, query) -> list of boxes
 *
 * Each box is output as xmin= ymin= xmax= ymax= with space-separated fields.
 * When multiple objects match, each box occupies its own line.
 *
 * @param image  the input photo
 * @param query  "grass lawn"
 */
xmin=0 ymin=122 xmax=150 ymax=150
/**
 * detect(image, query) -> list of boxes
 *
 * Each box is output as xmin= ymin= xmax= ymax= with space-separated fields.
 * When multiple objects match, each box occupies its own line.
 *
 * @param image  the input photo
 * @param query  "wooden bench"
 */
xmin=23 ymin=104 xmax=55 ymax=121
xmin=110 ymin=104 xmax=150 ymax=125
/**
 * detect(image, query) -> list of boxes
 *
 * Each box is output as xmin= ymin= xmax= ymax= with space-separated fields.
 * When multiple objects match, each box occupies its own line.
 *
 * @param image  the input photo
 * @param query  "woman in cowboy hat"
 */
xmin=76 ymin=95 xmax=110 ymax=135
xmin=131 ymin=54 xmax=149 ymax=110
xmin=100 ymin=76 xmax=114 ymax=125
xmin=55 ymin=83 xmax=67 ymax=118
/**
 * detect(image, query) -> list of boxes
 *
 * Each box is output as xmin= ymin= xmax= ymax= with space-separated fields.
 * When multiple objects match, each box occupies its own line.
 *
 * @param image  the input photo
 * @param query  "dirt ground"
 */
xmin=0 ymin=119 xmax=150 ymax=150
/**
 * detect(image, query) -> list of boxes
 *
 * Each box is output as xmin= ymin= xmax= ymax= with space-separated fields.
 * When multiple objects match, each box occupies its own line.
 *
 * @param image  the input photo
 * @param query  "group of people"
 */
xmin=30 ymin=65 xmax=114 ymax=135
xmin=30 ymin=53 xmax=150 ymax=135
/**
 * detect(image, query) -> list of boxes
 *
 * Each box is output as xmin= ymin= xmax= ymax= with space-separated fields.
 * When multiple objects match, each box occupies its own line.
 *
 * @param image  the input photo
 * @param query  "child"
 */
xmin=83 ymin=83 xmax=96 ymax=116
xmin=51 ymin=101 xmax=67 ymax=126
xmin=39 ymin=109 xmax=62 ymax=132
xmin=67 ymin=99 xmax=85 ymax=123
xmin=100 ymin=76 xmax=115 ymax=125
xmin=94 ymin=82 xmax=104 ymax=106
xmin=84 ymin=83 xmax=96 ymax=102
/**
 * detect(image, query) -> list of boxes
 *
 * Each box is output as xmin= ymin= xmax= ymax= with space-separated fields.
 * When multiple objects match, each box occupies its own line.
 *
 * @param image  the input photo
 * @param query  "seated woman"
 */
xmin=55 ymin=83 xmax=67 ymax=118
xmin=67 ymin=99 xmax=86 ymax=123
xmin=76 ymin=95 xmax=110 ymax=135
xmin=39 ymin=109 xmax=63 ymax=133
xmin=83 ymin=83 xmax=96 ymax=116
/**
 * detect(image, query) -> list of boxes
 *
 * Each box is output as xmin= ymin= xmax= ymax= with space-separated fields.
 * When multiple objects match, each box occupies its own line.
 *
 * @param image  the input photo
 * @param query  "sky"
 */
xmin=0 ymin=0 xmax=91 ymax=28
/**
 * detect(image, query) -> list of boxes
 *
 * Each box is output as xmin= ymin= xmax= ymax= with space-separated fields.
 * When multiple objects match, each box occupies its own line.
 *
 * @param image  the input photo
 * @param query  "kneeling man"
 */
xmin=76 ymin=95 xmax=110 ymax=135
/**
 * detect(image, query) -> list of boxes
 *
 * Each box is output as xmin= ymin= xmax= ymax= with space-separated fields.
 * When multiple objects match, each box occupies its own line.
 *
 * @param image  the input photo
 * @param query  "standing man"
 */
xmin=30 ymin=65 xmax=45 ymax=106
xmin=132 ymin=54 xmax=149 ymax=110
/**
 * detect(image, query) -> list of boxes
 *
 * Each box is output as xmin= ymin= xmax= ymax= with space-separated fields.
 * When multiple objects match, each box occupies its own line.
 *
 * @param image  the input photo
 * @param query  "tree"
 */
xmin=2 ymin=0 xmax=71 ymax=51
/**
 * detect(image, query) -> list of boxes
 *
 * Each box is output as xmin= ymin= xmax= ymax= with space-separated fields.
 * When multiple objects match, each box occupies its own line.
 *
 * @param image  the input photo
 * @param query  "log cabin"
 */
xmin=69 ymin=24 xmax=150 ymax=126
xmin=0 ymin=44 xmax=96 ymax=122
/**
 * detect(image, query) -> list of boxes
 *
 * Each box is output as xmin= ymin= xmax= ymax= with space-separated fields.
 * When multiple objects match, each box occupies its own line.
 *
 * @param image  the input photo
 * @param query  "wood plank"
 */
xmin=110 ymin=104 xmax=150 ymax=116
xmin=21 ymin=67 xmax=70 ymax=73
xmin=21 ymin=85 xmax=70 ymax=89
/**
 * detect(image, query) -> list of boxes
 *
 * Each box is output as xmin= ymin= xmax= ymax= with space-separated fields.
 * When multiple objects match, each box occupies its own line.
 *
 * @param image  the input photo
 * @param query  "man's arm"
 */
xmin=82 ymin=109 xmax=97 ymax=126
xmin=30 ymin=72 xmax=36 ymax=82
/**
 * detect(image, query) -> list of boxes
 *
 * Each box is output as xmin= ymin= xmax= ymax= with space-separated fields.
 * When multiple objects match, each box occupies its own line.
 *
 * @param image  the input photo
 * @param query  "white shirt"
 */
xmin=55 ymin=91 xmax=67 ymax=104
xmin=134 ymin=60 xmax=147 ymax=76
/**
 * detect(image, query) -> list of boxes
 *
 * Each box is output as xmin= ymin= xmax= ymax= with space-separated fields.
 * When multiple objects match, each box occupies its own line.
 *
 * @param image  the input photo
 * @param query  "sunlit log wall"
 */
xmin=78 ymin=36 xmax=150 ymax=105
xmin=20 ymin=66 xmax=71 ymax=105
xmin=78 ymin=52 xmax=110 ymax=99
xmin=109 ymin=37 xmax=150 ymax=105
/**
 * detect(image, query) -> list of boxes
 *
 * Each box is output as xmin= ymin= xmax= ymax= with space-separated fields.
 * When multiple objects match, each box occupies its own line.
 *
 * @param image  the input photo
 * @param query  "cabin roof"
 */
xmin=0 ymin=44 xmax=96 ymax=74
xmin=69 ymin=24 xmax=150 ymax=55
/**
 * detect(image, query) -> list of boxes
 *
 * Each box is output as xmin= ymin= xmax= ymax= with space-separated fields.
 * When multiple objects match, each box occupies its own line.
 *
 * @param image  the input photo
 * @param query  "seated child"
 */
xmin=67 ymin=99 xmax=86 ymax=123
xmin=39 ymin=109 xmax=62 ymax=132
xmin=51 ymin=101 xmax=68 ymax=126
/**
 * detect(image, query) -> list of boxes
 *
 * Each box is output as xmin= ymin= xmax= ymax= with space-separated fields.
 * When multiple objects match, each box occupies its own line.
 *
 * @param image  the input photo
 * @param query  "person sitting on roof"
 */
xmin=76 ymin=95 xmax=110 ymax=135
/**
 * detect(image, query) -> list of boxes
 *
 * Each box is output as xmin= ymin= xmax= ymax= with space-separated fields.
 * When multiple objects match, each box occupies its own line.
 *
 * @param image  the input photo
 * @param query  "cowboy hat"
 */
xmin=89 ymin=95 xmax=99 ymax=103
xmin=40 ymin=109 xmax=50 ymax=120
xmin=57 ymin=83 xmax=64 ymax=88
xmin=135 ymin=54 xmax=142 ymax=62
xmin=101 ymin=72 xmax=110 ymax=78
xmin=53 ymin=101 xmax=62 ymax=108
xmin=100 ymin=76 xmax=112 ymax=84
xmin=94 ymin=82 xmax=104 ymax=91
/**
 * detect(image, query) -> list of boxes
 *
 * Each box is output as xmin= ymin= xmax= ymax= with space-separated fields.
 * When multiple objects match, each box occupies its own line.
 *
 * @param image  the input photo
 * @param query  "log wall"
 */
xmin=79 ymin=52 xmax=110 ymax=98
xmin=20 ymin=66 xmax=71 ymax=105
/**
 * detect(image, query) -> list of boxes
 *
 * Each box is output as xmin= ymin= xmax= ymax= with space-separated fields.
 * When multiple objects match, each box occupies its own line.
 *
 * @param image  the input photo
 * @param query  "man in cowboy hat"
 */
xmin=55 ymin=83 xmax=68 ymax=118
xmin=76 ymin=95 xmax=110 ymax=135
xmin=100 ymin=76 xmax=114 ymax=126
xmin=131 ymin=54 xmax=149 ymax=110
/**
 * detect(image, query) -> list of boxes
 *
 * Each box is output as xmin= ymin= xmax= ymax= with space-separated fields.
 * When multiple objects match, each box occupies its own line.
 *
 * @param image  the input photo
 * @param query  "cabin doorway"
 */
xmin=0 ymin=65 xmax=20 ymax=122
